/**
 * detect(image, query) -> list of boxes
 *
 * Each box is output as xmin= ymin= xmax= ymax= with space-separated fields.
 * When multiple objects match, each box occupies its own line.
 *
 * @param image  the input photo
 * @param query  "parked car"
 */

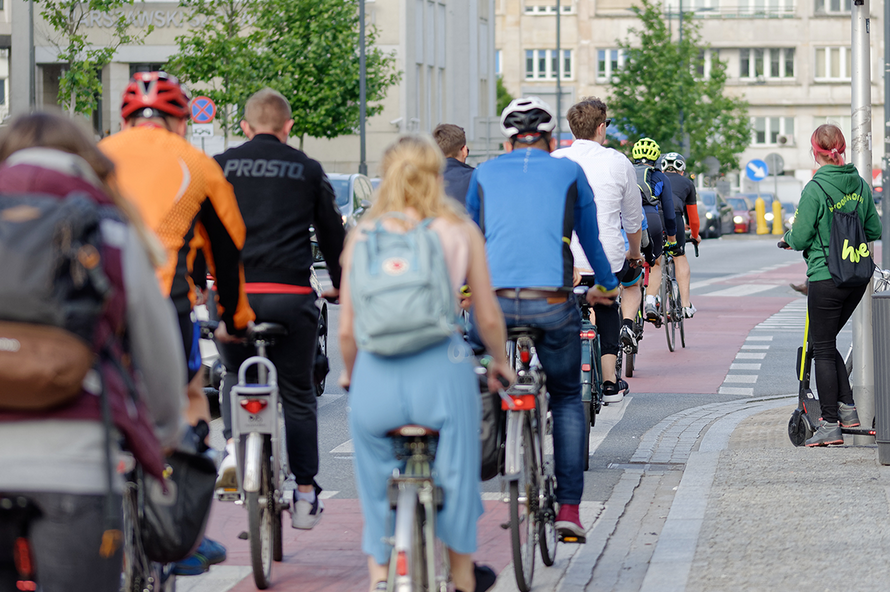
xmin=370 ymin=177 xmax=382 ymax=191
xmin=726 ymin=196 xmax=755 ymax=233
xmin=781 ymin=202 xmax=796 ymax=231
xmin=734 ymin=192 xmax=779 ymax=226
xmin=328 ymin=172 xmax=373 ymax=230
xmin=697 ymin=190 xmax=734 ymax=238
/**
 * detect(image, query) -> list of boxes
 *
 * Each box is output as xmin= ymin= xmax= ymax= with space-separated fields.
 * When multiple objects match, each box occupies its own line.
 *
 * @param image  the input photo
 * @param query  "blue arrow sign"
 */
xmin=746 ymin=159 xmax=769 ymax=182
xmin=191 ymin=96 xmax=216 ymax=124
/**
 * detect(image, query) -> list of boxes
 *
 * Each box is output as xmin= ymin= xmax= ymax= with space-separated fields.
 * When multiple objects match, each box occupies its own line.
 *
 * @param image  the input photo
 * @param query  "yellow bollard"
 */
xmin=755 ymin=197 xmax=768 ymax=234
xmin=772 ymin=199 xmax=784 ymax=235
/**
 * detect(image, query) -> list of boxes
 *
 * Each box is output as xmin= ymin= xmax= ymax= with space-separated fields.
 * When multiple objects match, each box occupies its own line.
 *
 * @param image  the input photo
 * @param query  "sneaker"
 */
xmin=172 ymin=537 xmax=227 ymax=576
xmin=292 ymin=491 xmax=324 ymax=529
xmin=216 ymin=442 xmax=237 ymax=490
xmin=373 ymin=582 xmax=387 ymax=591
xmin=683 ymin=304 xmax=697 ymax=318
xmin=839 ymin=402 xmax=860 ymax=427
xmin=555 ymin=504 xmax=586 ymax=543
xmin=805 ymin=420 xmax=844 ymax=447
xmin=619 ymin=324 xmax=638 ymax=352
xmin=644 ymin=301 xmax=659 ymax=322
xmin=602 ymin=379 xmax=628 ymax=404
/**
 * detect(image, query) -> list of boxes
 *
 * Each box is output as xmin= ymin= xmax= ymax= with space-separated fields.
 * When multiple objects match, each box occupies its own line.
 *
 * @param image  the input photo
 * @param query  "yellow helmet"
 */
xmin=632 ymin=137 xmax=661 ymax=162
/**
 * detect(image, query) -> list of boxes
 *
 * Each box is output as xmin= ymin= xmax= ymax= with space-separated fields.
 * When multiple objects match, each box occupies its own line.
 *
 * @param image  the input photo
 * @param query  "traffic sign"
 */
xmin=191 ymin=96 xmax=216 ymax=123
xmin=746 ymin=159 xmax=769 ymax=182
xmin=764 ymin=153 xmax=785 ymax=176
xmin=192 ymin=123 xmax=214 ymax=138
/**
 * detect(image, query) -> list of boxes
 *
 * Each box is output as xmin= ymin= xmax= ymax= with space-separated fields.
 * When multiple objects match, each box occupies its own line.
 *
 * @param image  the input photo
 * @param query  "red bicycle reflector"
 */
xmin=502 ymin=394 xmax=537 ymax=410
xmin=519 ymin=350 xmax=531 ymax=364
xmin=396 ymin=550 xmax=408 ymax=576
xmin=580 ymin=330 xmax=596 ymax=339
xmin=13 ymin=538 xmax=32 ymax=578
xmin=240 ymin=398 xmax=268 ymax=414
xmin=582 ymin=364 xmax=591 ymax=372
xmin=16 ymin=582 xmax=37 ymax=592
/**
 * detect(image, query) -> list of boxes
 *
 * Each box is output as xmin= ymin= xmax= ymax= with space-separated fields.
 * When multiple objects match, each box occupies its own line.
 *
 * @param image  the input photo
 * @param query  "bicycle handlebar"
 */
xmin=777 ymin=240 xmax=790 ymax=249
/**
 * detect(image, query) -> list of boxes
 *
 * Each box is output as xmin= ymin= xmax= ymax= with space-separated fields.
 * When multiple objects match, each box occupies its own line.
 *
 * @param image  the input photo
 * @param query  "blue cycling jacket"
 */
xmin=466 ymin=148 xmax=617 ymax=291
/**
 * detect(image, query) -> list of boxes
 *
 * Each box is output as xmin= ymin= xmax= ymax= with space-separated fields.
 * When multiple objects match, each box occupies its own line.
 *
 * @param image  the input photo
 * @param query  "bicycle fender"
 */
xmin=503 ymin=411 xmax=525 ymax=481
xmin=243 ymin=432 xmax=264 ymax=493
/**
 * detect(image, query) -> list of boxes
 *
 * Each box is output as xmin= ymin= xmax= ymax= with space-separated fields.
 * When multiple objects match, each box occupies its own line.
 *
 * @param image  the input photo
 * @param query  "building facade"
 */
xmin=496 ymin=0 xmax=885 ymax=200
xmin=8 ymin=0 xmax=497 ymax=175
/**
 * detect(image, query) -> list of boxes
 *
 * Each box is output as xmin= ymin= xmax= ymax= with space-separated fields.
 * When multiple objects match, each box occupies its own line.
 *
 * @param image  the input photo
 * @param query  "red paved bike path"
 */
xmin=204 ymin=261 xmax=808 ymax=590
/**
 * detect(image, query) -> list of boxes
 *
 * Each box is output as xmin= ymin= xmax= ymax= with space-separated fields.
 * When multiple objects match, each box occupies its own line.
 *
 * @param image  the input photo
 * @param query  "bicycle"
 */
xmin=575 ymin=281 xmax=603 ymax=471
xmin=622 ymin=268 xmax=647 ymax=378
xmin=660 ymin=245 xmax=685 ymax=352
xmin=500 ymin=327 xmax=559 ymax=592
xmin=385 ymin=425 xmax=449 ymax=592
xmin=209 ymin=321 xmax=290 ymax=590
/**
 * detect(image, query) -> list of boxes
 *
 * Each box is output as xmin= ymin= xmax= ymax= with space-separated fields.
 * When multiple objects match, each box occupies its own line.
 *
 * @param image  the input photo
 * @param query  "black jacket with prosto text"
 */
xmin=214 ymin=134 xmax=346 ymax=289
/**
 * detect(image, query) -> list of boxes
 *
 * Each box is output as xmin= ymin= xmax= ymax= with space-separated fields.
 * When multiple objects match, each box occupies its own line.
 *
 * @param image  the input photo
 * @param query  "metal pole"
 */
xmin=884 ymin=0 xmax=890 ymax=270
xmin=678 ymin=0 xmax=687 ymax=156
xmin=28 ymin=0 xmax=35 ymax=110
xmin=556 ymin=0 xmax=561 ymax=144
xmin=358 ymin=0 xmax=367 ymax=176
xmin=851 ymin=0 xmax=874 ymax=444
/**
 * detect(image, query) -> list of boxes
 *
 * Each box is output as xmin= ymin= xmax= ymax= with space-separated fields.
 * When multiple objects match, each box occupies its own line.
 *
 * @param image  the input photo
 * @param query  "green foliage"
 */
xmin=255 ymin=0 xmax=400 ymax=146
xmin=38 ymin=0 xmax=150 ymax=117
xmin=608 ymin=0 xmax=750 ymax=174
xmin=169 ymin=0 xmax=400 ymax=146
xmin=496 ymin=77 xmax=514 ymax=116
xmin=167 ymin=0 xmax=264 ymax=138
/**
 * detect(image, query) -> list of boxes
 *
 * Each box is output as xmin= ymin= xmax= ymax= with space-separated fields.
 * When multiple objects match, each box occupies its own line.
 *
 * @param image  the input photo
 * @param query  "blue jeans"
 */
xmin=473 ymin=297 xmax=585 ymax=504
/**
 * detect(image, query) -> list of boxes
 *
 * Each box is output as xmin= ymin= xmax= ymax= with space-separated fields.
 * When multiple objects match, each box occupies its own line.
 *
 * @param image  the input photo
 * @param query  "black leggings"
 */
xmin=643 ymin=205 xmax=664 ymax=262
xmin=807 ymin=279 xmax=868 ymax=423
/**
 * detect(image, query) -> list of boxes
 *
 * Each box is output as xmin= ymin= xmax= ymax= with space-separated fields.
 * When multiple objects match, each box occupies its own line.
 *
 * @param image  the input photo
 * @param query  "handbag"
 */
xmin=141 ymin=422 xmax=217 ymax=563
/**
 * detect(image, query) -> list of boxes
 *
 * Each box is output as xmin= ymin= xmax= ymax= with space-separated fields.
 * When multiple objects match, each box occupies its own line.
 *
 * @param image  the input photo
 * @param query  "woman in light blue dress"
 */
xmin=339 ymin=135 xmax=512 ymax=592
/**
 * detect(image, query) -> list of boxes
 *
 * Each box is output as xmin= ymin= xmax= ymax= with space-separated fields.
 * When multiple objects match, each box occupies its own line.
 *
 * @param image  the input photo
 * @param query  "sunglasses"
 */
xmin=604 ymin=118 xmax=612 ymax=127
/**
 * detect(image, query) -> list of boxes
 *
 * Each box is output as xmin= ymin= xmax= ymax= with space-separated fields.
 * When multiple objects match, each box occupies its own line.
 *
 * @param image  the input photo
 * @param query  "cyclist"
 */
xmin=661 ymin=152 xmax=701 ymax=318
xmin=553 ymin=97 xmax=643 ymax=404
xmin=212 ymin=88 xmax=345 ymax=529
xmin=466 ymin=97 xmax=618 ymax=542
xmin=631 ymin=138 xmax=678 ymax=322
xmin=339 ymin=135 xmax=509 ymax=592
xmin=100 ymin=71 xmax=255 ymax=574
xmin=0 ymin=113 xmax=187 ymax=592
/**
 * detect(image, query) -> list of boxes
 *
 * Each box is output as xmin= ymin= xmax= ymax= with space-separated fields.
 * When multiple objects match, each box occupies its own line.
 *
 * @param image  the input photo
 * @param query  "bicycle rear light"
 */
xmin=502 ymin=394 xmax=536 ymax=411
xmin=581 ymin=364 xmax=591 ymax=372
xmin=396 ymin=550 xmax=408 ymax=576
xmin=579 ymin=330 xmax=597 ymax=339
xmin=519 ymin=349 xmax=531 ymax=364
xmin=240 ymin=398 xmax=269 ymax=414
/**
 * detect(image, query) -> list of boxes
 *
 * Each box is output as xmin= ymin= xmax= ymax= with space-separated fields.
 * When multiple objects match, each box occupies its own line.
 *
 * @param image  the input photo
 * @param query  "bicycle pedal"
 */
xmin=215 ymin=490 xmax=240 ymax=503
xmin=559 ymin=534 xmax=586 ymax=544
xmin=500 ymin=522 xmax=511 ymax=530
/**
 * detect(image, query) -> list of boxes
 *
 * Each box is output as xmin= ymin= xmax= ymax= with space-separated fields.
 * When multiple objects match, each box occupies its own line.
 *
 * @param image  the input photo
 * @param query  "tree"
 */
xmin=256 ymin=0 xmax=400 ymax=149
xmin=496 ymin=77 xmax=514 ymax=116
xmin=167 ymin=0 xmax=263 ymax=143
xmin=38 ymin=0 xmax=150 ymax=117
xmin=608 ymin=0 xmax=750 ymax=174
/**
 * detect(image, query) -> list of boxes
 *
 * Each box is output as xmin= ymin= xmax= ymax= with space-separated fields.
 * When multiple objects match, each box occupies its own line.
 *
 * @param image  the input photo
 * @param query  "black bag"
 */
xmin=480 ymin=390 xmax=503 ymax=481
xmin=635 ymin=165 xmax=660 ymax=207
xmin=813 ymin=179 xmax=873 ymax=288
xmin=141 ymin=423 xmax=217 ymax=563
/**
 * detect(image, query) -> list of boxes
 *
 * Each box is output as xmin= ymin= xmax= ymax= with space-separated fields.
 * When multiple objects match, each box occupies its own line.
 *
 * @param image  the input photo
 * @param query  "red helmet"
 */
xmin=121 ymin=71 xmax=191 ymax=121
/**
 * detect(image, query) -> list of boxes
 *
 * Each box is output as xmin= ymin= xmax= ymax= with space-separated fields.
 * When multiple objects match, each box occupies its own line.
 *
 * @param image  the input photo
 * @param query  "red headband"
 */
xmin=811 ymin=135 xmax=845 ymax=165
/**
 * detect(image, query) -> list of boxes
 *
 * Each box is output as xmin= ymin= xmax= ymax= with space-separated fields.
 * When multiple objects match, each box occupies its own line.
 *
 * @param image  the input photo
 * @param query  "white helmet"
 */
xmin=661 ymin=152 xmax=686 ymax=172
xmin=500 ymin=97 xmax=557 ymax=140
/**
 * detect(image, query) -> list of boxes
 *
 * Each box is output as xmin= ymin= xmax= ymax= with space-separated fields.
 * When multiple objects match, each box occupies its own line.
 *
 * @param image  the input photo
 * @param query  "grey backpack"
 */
xmin=634 ymin=164 xmax=660 ymax=207
xmin=350 ymin=214 xmax=456 ymax=356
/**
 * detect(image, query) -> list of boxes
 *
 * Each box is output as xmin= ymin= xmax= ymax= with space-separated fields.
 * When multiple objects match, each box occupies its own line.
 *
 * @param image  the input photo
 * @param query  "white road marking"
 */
xmin=730 ymin=363 xmax=761 ymax=370
xmin=723 ymin=375 xmax=758 ymax=383
xmin=719 ymin=386 xmax=754 ymax=395
xmin=735 ymin=352 xmax=767 ymax=359
xmin=746 ymin=336 xmax=773 ymax=341
xmin=318 ymin=490 xmax=339 ymax=499
xmin=741 ymin=344 xmax=771 ymax=350
xmin=588 ymin=395 xmax=632 ymax=456
xmin=704 ymin=284 xmax=776 ymax=297
xmin=330 ymin=439 xmax=354 ymax=454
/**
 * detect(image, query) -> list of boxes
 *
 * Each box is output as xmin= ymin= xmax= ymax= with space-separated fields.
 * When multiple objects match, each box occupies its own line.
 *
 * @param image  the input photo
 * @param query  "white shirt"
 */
xmin=553 ymin=139 xmax=644 ymax=273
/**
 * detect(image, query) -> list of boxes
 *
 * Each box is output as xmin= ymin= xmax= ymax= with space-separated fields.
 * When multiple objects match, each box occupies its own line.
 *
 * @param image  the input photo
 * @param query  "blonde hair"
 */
xmin=370 ymin=135 xmax=464 ymax=223
xmin=243 ymin=88 xmax=292 ymax=133
xmin=0 ymin=111 xmax=166 ymax=266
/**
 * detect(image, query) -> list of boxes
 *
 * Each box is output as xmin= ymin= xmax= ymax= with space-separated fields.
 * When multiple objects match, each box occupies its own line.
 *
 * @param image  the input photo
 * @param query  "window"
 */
xmin=696 ymin=49 xmax=720 ymax=79
xmin=524 ymin=3 xmax=573 ymax=13
xmin=751 ymin=116 xmax=794 ymax=145
xmin=495 ymin=50 xmax=502 ymax=77
xmin=815 ymin=0 xmax=850 ymax=13
xmin=740 ymin=48 xmax=793 ymax=79
xmin=597 ymin=49 xmax=624 ymax=80
xmin=0 ymin=80 xmax=6 ymax=105
xmin=815 ymin=46 xmax=851 ymax=80
xmin=525 ymin=49 xmax=573 ymax=80
xmin=736 ymin=0 xmax=794 ymax=14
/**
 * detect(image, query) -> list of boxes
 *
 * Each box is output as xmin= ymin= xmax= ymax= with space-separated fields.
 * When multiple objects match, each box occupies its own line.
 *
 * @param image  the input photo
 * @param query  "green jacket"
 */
xmin=784 ymin=163 xmax=882 ymax=282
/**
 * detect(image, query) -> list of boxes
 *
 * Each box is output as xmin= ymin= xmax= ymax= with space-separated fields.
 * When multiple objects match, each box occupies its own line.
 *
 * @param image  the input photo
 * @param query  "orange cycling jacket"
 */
xmin=100 ymin=125 xmax=255 ymax=332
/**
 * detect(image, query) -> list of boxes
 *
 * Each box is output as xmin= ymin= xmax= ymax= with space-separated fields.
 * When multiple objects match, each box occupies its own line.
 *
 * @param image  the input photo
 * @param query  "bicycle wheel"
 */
xmin=662 ymin=262 xmax=674 ymax=352
xmin=674 ymin=279 xmax=686 ymax=348
xmin=509 ymin=415 xmax=538 ymax=592
xmin=122 ymin=480 xmax=177 ymax=592
xmin=537 ymin=405 xmax=558 ymax=567
xmin=315 ymin=305 xmax=328 ymax=397
xmin=388 ymin=486 xmax=428 ymax=592
xmin=247 ymin=438 xmax=274 ymax=589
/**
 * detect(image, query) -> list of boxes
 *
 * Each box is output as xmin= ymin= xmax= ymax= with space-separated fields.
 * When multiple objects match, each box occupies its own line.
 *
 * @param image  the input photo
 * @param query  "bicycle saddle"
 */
xmin=387 ymin=425 xmax=439 ymax=438
xmin=250 ymin=322 xmax=288 ymax=338
xmin=507 ymin=326 xmax=544 ymax=343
